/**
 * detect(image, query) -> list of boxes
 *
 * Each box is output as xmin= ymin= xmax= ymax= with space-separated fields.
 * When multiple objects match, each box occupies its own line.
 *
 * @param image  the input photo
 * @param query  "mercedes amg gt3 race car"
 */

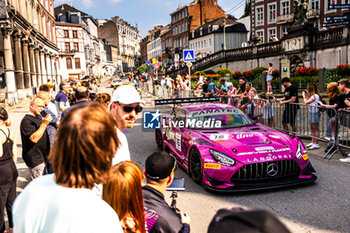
xmin=155 ymin=98 xmax=317 ymax=192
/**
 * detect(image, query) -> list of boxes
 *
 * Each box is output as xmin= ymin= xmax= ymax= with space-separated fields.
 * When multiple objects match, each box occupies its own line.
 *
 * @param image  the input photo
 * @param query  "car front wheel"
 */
xmin=189 ymin=148 xmax=203 ymax=184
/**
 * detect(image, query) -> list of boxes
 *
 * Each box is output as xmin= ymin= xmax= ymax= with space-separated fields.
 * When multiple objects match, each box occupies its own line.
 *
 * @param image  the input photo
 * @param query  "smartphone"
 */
xmin=166 ymin=178 xmax=185 ymax=191
xmin=40 ymin=110 xmax=48 ymax=117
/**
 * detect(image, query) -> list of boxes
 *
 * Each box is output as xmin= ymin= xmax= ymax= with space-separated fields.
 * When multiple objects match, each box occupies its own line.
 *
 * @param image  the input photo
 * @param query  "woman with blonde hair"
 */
xmin=103 ymin=161 xmax=146 ymax=233
xmin=0 ymin=108 xmax=17 ymax=233
xmin=319 ymin=82 xmax=343 ymax=143
xmin=302 ymin=83 xmax=320 ymax=149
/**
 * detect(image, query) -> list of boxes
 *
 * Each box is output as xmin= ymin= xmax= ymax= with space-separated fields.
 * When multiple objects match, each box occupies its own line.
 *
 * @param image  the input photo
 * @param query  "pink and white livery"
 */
xmin=155 ymin=102 xmax=317 ymax=192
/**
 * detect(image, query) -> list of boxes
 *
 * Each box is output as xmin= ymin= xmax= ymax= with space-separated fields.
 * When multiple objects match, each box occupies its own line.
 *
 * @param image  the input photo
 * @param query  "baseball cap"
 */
xmin=227 ymin=82 xmax=233 ymax=87
xmin=207 ymin=209 xmax=291 ymax=233
xmin=145 ymin=152 xmax=176 ymax=180
xmin=111 ymin=85 xmax=145 ymax=105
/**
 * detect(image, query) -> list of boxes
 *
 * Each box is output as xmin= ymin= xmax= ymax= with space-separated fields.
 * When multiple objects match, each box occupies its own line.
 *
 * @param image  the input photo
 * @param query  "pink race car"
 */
xmin=155 ymin=102 xmax=317 ymax=192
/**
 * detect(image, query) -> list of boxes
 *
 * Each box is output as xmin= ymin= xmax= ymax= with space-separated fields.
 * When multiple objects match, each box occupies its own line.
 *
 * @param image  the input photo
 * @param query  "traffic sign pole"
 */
xmin=189 ymin=65 xmax=191 ymax=92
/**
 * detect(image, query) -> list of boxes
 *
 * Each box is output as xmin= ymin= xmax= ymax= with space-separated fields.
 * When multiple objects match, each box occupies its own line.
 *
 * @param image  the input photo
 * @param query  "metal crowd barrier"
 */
xmin=139 ymin=82 xmax=197 ymax=99
xmin=139 ymin=82 xmax=350 ymax=160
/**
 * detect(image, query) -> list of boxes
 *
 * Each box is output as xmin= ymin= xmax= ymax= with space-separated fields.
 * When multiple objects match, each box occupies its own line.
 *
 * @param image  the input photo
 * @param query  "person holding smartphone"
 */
xmin=20 ymin=97 xmax=52 ymax=179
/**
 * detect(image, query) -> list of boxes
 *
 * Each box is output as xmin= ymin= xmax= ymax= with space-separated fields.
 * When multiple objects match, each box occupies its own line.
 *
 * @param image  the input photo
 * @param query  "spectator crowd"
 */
xmin=0 ymin=73 xmax=349 ymax=233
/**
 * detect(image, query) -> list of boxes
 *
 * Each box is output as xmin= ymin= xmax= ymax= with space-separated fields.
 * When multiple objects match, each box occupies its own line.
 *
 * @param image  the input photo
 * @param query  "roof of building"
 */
xmin=54 ymin=4 xmax=98 ymax=26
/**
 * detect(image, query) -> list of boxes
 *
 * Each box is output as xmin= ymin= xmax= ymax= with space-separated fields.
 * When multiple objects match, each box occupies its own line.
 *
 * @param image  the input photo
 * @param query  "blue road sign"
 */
xmin=183 ymin=50 xmax=195 ymax=62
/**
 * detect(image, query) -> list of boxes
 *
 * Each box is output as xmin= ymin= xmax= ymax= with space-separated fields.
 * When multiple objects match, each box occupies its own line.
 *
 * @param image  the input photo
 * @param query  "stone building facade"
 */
xmin=55 ymin=22 xmax=86 ymax=80
xmin=55 ymin=4 xmax=104 ymax=77
xmin=0 ymin=0 xmax=59 ymax=101
xmin=252 ymin=0 xmax=350 ymax=43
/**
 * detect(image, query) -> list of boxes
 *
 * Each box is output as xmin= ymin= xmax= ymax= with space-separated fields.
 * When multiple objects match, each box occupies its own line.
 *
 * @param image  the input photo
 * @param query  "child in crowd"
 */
xmin=302 ymin=83 xmax=320 ymax=150
xmin=259 ymin=92 xmax=275 ymax=127
xmin=247 ymin=89 xmax=260 ymax=121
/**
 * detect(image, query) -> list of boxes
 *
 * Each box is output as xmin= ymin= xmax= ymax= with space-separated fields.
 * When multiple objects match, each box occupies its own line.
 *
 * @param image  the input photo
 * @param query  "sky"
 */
xmin=54 ymin=0 xmax=246 ymax=37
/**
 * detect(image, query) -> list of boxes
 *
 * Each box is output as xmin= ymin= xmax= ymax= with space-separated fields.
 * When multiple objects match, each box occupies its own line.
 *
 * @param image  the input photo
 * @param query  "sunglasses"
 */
xmin=118 ymin=103 xmax=143 ymax=114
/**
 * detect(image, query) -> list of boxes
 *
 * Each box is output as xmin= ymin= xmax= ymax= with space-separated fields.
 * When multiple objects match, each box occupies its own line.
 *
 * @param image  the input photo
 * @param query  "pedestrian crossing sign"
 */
xmin=183 ymin=50 xmax=195 ymax=61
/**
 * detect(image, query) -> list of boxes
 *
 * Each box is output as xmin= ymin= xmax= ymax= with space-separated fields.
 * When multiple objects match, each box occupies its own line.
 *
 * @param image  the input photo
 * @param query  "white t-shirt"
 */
xmin=307 ymin=94 xmax=320 ymax=113
xmin=112 ymin=128 xmax=131 ymax=165
xmin=13 ymin=174 xmax=123 ymax=233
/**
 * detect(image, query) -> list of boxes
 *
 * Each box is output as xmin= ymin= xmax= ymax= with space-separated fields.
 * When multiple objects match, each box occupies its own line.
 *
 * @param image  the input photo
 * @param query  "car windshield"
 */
xmin=187 ymin=108 xmax=253 ymax=129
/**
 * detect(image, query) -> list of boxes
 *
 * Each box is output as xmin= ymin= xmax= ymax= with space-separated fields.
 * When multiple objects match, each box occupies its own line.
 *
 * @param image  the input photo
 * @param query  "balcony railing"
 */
xmin=307 ymin=9 xmax=320 ymax=19
xmin=59 ymin=49 xmax=79 ymax=54
xmin=313 ymin=27 xmax=345 ymax=46
xmin=277 ymin=14 xmax=293 ymax=24
xmin=277 ymin=9 xmax=319 ymax=24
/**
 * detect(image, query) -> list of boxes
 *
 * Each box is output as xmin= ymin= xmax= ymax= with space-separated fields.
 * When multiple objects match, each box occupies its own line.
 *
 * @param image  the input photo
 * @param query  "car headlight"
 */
xmin=209 ymin=149 xmax=235 ymax=167
xmin=296 ymin=142 xmax=302 ymax=159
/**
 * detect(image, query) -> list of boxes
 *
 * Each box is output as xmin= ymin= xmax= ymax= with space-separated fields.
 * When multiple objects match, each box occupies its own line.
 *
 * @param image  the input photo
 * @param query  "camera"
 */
xmin=166 ymin=178 xmax=185 ymax=216
xmin=40 ymin=110 xmax=48 ymax=117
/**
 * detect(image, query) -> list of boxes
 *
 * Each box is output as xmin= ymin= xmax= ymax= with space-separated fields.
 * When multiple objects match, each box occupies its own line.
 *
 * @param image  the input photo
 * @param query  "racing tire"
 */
xmin=189 ymin=148 xmax=203 ymax=184
xmin=155 ymin=129 xmax=163 ymax=150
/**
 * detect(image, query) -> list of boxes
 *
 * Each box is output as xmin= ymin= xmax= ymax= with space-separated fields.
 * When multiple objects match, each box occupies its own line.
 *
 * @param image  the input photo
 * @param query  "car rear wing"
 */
xmin=155 ymin=97 xmax=220 ymax=105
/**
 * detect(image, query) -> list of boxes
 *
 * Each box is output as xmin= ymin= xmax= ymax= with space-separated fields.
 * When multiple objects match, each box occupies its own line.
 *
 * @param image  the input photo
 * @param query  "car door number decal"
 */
xmin=209 ymin=134 xmax=229 ymax=141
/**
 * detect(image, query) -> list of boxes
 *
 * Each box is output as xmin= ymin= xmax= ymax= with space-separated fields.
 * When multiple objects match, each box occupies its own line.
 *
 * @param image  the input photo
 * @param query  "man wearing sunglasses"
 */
xmin=110 ymin=85 xmax=144 ymax=165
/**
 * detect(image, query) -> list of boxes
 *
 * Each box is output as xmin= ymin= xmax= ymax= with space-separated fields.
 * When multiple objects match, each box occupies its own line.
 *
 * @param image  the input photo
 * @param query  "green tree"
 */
xmin=241 ymin=0 xmax=251 ymax=18
xmin=137 ymin=66 xmax=147 ymax=74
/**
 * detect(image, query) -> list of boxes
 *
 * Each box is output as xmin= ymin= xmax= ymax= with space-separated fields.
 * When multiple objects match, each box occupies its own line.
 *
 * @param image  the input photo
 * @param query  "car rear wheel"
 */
xmin=155 ymin=129 xmax=163 ymax=150
xmin=189 ymin=148 xmax=203 ymax=184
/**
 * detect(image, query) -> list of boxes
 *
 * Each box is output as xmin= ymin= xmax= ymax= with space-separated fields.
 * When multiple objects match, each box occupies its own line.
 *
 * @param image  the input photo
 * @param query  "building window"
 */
xmin=256 ymin=30 xmax=264 ymax=43
xmin=66 ymin=58 xmax=72 ymax=69
xmin=204 ymin=40 xmax=207 ymax=48
xmin=65 ymin=42 xmax=70 ymax=52
xmin=268 ymin=3 xmax=276 ymax=24
xmin=281 ymin=1 xmax=290 ymax=15
xmin=256 ymin=6 xmax=264 ymax=26
xmin=73 ymin=42 xmax=79 ymax=52
xmin=268 ymin=28 xmax=277 ymax=41
xmin=309 ymin=0 xmax=320 ymax=9
xmin=281 ymin=27 xmax=288 ymax=38
xmin=64 ymin=30 xmax=69 ymax=38
xmin=209 ymin=38 xmax=212 ymax=47
xmin=75 ymin=58 xmax=81 ymax=69
xmin=73 ymin=30 xmax=78 ymax=38
xmin=326 ymin=0 xmax=336 ymax=11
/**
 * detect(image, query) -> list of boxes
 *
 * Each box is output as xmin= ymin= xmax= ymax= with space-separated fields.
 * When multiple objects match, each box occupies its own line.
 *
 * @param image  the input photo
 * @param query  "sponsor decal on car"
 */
xmin=255 ymin=146 xmax=275 ymax=151
xmin=236 ymin=133 xmax=254 ymax=140
xmin=189 ymin=108 xmax=240 ymax=117
xmin=302 ymin=154 xmax=309 ymax=160
xmin=237 ymin=148 xmax=291 ymax=156
xmin=176 ymin=133 xmax=181 ymax=151
xmin=247 ymin=154 xmax=292 ymax=163
xmin=204 ymin=163 xmax=221 ymax=169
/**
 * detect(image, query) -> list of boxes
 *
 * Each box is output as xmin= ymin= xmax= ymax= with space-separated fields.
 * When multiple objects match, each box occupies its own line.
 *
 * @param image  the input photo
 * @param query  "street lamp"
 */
xmin=223 ymin=18 xmax=227 ymax=50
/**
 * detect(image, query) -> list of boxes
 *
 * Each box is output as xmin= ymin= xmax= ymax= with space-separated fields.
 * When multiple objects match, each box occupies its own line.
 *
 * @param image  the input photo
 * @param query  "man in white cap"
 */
xmin=110 ymin=85 xmax=144 ymax=164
